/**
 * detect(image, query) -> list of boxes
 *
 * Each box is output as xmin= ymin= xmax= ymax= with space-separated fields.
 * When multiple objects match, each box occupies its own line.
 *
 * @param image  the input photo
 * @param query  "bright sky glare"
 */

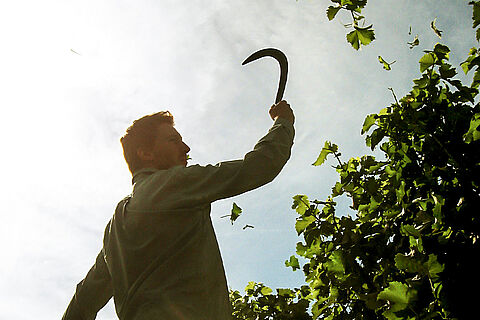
xmin=0 ymin=0 xmax=475 ymax=319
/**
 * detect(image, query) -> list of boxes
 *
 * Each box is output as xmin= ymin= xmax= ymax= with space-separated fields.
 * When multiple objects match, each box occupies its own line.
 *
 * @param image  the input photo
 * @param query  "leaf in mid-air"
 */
xmin=407 ymin=35 xmax=419 ymax=49
xmin=230 ymin=202 xmax=242 ymax=224
xmin=378 ymin=55 xmax=396 ymax=71
xmin=430 ymin=18 xmax=443 ymax=38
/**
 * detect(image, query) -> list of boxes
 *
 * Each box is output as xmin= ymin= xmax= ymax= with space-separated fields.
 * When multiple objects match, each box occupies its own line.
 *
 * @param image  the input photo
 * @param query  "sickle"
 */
xmin=242 ymin=48 xmax=288 ymax=104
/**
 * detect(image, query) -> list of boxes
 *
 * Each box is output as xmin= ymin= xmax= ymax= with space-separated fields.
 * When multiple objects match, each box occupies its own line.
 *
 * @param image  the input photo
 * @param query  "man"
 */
xmin=62 ymin=100 xmax=295 ymax=319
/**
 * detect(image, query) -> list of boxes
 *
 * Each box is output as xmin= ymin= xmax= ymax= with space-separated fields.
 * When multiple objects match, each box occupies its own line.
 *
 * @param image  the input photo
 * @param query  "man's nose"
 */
xmin=183 ymin=142 xmax=191 ymax=153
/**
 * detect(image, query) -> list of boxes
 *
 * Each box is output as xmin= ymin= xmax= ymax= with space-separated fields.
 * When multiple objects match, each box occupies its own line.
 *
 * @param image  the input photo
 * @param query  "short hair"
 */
xmin=120 ymin=111 xmax=174 ymax=174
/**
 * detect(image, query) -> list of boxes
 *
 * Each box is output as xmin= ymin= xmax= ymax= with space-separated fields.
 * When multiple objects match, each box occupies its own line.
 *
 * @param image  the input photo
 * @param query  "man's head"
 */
xmin=120 ymin=111 xmax=190 ymax=175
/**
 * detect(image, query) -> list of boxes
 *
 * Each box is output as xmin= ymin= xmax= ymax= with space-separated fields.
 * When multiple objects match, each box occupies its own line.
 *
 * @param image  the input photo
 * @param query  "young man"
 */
xmin=62 ymin=100 xmax=295 ymax=320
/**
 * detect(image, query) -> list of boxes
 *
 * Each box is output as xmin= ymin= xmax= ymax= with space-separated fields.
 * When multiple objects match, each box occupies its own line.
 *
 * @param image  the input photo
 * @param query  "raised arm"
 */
xmin=129 ymin=101 xmax=295 ymax=210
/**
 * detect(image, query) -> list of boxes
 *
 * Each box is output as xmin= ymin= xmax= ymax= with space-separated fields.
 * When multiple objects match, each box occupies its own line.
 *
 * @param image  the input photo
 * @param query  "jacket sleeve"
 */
xmin=62 ymin=249 xmax=113 ymax=320
xmin=133 ymin=117 xmax=295 ymax=209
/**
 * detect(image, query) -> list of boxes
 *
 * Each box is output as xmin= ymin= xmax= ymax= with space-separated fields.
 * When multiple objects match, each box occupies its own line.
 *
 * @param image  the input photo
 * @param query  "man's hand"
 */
xmin=269 ymin=100 xmax=294 ymax=124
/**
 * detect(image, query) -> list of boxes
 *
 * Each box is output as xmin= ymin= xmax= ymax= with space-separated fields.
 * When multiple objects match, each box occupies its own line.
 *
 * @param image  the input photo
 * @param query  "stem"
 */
xmin=300 ymin=198 xmax=311 ymax=209
xmin=350 ymin=10 xmax=357 ymax=27
xmin=332 ymin=151 xmax=343 ymax=167
xmin=388 ymin=87 xmax=400 ymax=106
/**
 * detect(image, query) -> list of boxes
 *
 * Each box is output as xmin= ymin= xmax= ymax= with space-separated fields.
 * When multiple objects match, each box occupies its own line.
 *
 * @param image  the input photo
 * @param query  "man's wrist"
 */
xmin=274 ymin=116 xmax=294 ymax=125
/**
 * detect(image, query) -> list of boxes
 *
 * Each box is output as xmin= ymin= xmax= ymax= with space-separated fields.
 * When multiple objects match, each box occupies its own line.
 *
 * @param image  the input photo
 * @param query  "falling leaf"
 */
xmin=431 ymin=18 xmax=443 ymax=38
xmin=378 ymin=55 xmax=396 ymax=71
xmin=220 ymin=203 xmax=243 ymax=225
xmin=407 ymin=35 xmax=420 ymax=49
xmin=230 ymin=202 xmax=242 ymax=224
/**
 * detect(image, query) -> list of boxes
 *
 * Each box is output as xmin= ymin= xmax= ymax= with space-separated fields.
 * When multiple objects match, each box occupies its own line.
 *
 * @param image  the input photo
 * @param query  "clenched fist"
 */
xmin=269 ymin=100 xmax=294 ymax=124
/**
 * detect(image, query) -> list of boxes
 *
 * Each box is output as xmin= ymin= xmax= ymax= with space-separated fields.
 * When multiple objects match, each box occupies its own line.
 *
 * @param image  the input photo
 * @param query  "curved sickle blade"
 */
xmin=242 ymin=48 xmax=288 ymax=104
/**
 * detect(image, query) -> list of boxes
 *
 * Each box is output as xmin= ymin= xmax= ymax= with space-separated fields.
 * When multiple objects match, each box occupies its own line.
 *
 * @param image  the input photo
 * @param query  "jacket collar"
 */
xmin=132 ymin=168 xmax=158 ymax=185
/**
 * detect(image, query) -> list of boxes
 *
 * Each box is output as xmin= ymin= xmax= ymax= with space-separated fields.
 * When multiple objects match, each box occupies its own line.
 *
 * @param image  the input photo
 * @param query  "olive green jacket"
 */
xmin=62 ymin=118 xmax=294 ymax=320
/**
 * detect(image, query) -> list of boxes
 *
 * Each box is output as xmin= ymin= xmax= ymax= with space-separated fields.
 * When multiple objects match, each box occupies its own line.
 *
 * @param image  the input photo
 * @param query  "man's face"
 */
xmin=149 ymin=123 xmax=190 ymax=170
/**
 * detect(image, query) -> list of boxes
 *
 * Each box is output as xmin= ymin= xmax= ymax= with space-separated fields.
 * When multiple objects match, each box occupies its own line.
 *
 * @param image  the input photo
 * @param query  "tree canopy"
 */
xmin=229 ymin=1 xmax=480 ymax=319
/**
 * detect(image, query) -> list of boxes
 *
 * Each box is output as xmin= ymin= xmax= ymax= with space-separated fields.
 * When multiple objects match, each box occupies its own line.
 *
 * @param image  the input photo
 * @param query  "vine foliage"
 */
xmin=230 ymin=2 xmax=480 ymax=319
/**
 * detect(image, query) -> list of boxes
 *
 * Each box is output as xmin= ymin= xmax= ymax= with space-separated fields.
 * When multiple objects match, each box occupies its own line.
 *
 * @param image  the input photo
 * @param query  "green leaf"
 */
xmin=382 ymin=309 xmax=402 ymax=320
xmin=430 ymin=18 xmax=443 ymax=38
xmin=292 ymin=195 xmax=309 ymax=215
xmin=295 ymin=216 xmax=316 ymax=235
xmin=245 ymin=281 xmax=256 ymax=293
xmin=425 ymin=254 xmax=444 ymax=279
xmin=472 ymin=1 xmax=480 ymax=28
xmin=401 ymin=224 xmax=421 ymax=238
xmin=407 ymin=35 xmax=420 ymax=49
xmin=326 ymin=6 xmax=341 ymax=21
xmin=230 ymin=202 xmax=242 ymax=224
xmin=439 ymin=64 xmax=456 ymax=79
xmin=460 ymin=48 xmax=480 ymax=74
xmin=395 ymin=253 xmax=424 ymax=274
xmin=367 ymin=128 xmax=386 ymax=150
xmin=313 ymin=141 xmax=338 ymax=166
xmin=324 ymin=251 xmax=345 ymax=275
xmin=378 ymin=281 xmax=417 ymax=312
xmin=419 ymin=52 xmax=436 ymax=72
xmin=356 ymin=25 xmax=375 ymax=43
xmin=413 ymin=75 xmax=429 ymax=88
xmin=347 ymin=25 xmax=375 ymax=50
xmin=277 ymin=288 xmax=295 ymax=298
xmin=296 ymin=242 xmax=308 ymax=256
xmin=285 ymin=255 xmax=300 ymax=271
xmin=432 ymin=194 xmax=445 ymax=220
xmin=361 ymin=114 xmax=377 ymax=134
xmin=433 ymin=43 xmax=450 ymax=61
xmin=378 ymin=55 xmax=396 ymax=71
xmin=260 ymin=286 xmax=273 ymax=295
xmin=464 ymin=112 xmax=480 ymax=143
xmin=332 ymin=181 xmax=344 ymax=196
xmin=365 ymin=178 xmax=379 ymax=194
xmin=396 ymin=180 xmax=406 ymax=202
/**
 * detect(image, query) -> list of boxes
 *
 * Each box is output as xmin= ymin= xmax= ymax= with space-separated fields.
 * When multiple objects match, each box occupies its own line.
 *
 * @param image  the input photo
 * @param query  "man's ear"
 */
xmin=136 ymin=147 xmax=155 ymax=161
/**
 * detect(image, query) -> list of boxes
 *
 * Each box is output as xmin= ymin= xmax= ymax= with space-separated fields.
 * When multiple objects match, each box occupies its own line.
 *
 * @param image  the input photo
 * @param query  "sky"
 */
xmin=0 ymin=0 xmax=476 ymax=319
